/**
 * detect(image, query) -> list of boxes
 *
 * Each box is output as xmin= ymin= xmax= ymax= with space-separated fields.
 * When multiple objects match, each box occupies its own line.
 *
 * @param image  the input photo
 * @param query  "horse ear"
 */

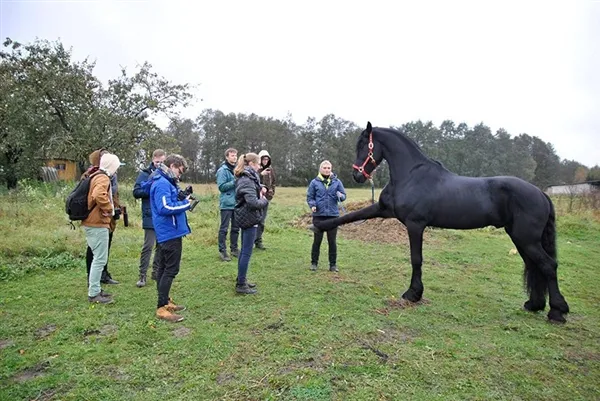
xmin=366 ymin=122 xmax=372 ymax=134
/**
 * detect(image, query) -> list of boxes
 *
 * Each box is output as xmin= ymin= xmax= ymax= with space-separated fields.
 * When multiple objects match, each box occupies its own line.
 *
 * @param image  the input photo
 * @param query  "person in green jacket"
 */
xmin=216 ymin=148 xmax=240 ymax=261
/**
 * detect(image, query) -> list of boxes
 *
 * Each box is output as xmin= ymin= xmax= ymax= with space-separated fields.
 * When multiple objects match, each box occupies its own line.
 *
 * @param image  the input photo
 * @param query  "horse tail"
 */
xmin=542 ymin=193 xmax=557 ymax=261
xmin=523 ymin=193 xmax=555 ymax=301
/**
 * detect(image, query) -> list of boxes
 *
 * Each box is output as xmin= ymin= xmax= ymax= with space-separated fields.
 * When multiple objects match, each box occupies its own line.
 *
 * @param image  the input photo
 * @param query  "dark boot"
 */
xmin=236 ymin=283 xmax=257 ymax=294
xmin=254 ymin=241 xmax=266 ymax=250
xmin=231 ymin=249 xmax=239 ymax=258
xmin=136 ymin=274 xmax=146 ymax=288
xmin=101 ymin=271 xmax=119 ymax=285
xmin=219 ymin=251 xmax=231 ymax=262
xmin=88 ymin=293 xmax=113 ymax=304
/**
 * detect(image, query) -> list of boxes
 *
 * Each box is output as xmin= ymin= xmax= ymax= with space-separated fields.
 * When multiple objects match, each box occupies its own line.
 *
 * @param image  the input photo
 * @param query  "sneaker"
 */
xmin=100 ymin=289 xmax=112 ymax=297
xmin=310 ymin=263 xmax=318 ymax=271
xmin=156 ymin=306 xmax=184 ymax=323
xmin=167 ymin=297 xmax=186 ymax=312
xmin=329 ymin=265 xmax=339 ymax=272
xmin=88 ymin=294 xmax=114 ymax=304
xmin=219 ymin=251 xmax=231 ymax=262
xmin=101 ymin=274 xmax=120 ymax=285
xmin=136 ymin=275 xmax=146 ymax=288
xmin=254 ymin=242 xmax=266 ymax=250
xmin=231 ymin=249 xmax=240 ymax=258
xmin=236 ymin=284 xmax=257 ymax=294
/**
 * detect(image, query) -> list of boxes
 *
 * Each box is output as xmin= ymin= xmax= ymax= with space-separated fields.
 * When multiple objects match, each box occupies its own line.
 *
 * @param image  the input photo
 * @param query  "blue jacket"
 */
xmin=150 ymin=170 xmax=191 ymax=243
xmin=132 ymin=162 xmax=157 ymax=229
xmin=216 ymin=161 xmax=236 ymax=210
xmin=307 ymin=173 xmax=347 ymax=217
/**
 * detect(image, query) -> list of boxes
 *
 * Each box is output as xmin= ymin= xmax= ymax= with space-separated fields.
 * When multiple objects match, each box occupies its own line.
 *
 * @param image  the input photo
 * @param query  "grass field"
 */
xmin=1 ymin=182 xmax=599 ymax=400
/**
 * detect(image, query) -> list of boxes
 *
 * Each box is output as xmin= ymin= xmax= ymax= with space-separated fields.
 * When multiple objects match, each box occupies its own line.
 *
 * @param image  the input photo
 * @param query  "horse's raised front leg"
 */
xmin=311 ymin=202 xmax=390 ymax=232
xmin=402 ymin=221 xmax=425 ymax=302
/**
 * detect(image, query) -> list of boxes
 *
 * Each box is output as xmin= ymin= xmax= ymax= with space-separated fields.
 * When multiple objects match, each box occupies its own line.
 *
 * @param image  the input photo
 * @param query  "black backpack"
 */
xmin=65 ymin=171 xmax=107 ymax=222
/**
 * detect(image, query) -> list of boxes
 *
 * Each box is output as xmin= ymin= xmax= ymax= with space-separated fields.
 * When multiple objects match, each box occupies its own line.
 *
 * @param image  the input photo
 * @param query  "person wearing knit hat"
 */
xmin=81 ymin=152 xmax=122 ymax=304
xmin=82 ymin=149 xmax=121 ymax=286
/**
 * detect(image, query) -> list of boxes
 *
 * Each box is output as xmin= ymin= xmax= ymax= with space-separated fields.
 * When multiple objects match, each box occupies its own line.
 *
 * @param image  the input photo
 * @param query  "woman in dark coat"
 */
xmin=234 ymin=153 xmax=269 ymax=294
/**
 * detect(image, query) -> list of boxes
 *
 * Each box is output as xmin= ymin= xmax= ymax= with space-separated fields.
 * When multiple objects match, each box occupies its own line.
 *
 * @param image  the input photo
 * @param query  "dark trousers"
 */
xmin=237 ymin=226 xmax=257 ymax=285
xmin=218 ymin=209 xmax=239 ymax=252
xmin=87 ymin=230 xmax=113 ymax=282
xmin=255 ymin=203 xmax=269 ymax=245
xmin=311 ymin=216 xmax=338 ymax=267
xmin=155 ymin=237 xmax=183 ymax=308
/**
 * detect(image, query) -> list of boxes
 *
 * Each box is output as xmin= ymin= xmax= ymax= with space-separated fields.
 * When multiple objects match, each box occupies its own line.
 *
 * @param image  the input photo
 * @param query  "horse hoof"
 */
xmin=523 ymin=300 xmax=546 ymax=312
xmin=401 ymin=291 xmax=422 ymax=303
xmin=547 ymin=309 xmax=566 ymax=324
xmin=307 ymin=225 xmax=320 ymax=233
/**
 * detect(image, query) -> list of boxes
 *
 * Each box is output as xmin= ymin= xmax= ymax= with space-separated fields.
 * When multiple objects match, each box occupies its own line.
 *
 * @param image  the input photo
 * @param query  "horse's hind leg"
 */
xmin=401 ymin=222 xmax=425 ymax=303
xmin=521 ymin=243 xmax=569 ymax=323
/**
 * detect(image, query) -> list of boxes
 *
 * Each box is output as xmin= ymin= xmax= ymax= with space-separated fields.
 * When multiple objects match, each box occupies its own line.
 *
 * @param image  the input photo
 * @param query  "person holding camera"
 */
xmin=216 ymin=148 xmax=239 ymax=262
xmin=234 ymin=153 xmax=269 ymax=294
xmin=150 ymin=154 xmax=191 ymax=322
xmin=255 ymin=150 xmax=275 ymax=250
xmin=82 ymin=153 xmax=122 ymax=304
xmin=133 ymin=149 xmax=166 ymax=287
xmin=306 ymin=160 xmax=346 ymax=272
xmin=82 ymin=148 xmax=121 ymax=286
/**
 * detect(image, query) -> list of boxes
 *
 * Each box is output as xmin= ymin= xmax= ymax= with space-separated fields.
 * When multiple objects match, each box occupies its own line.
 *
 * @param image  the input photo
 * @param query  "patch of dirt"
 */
xmin=173 ymin=326 xmax=192 ymax=338
xmin=216 ymin=372 xmax=236 ymax=385
xmin=34 ymin=324 xmax=57 ymax=339
xmin=385 ymin=297 xmax=431 ymax=310
xmin=293 ymin=200 xmax=426 ymax=244
xmin=12 ymin=361 xmax=50 ymax=383
xmin=0 ymin=339 xmax=14 ymax=349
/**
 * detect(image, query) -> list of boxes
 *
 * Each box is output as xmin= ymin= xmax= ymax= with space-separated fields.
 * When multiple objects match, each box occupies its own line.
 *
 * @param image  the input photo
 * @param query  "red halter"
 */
xmin=352 ymin=132 xmax=377 ymax=179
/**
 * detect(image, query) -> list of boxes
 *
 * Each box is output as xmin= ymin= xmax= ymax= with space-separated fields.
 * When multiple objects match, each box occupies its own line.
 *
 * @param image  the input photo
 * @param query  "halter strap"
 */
xmin=352 ymin=132 xmax=377 ymax=179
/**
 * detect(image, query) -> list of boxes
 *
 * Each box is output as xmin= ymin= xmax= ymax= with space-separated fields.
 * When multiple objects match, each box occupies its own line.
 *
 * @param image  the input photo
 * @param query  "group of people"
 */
xmin=81 ymin=146 xmax=347 ymax=323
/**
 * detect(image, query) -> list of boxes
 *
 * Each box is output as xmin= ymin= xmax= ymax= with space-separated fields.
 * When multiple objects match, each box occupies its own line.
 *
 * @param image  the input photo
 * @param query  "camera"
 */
xmin=113 ymin=207 xmax=122 ymax=220
xmin=178 ymin=185 xmax=200 ymax=212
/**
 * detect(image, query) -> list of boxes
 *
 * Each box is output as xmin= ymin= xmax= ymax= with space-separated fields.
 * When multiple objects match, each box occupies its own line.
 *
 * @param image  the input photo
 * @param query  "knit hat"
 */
xmin=100 ymin=153 xmax=121 ymax=177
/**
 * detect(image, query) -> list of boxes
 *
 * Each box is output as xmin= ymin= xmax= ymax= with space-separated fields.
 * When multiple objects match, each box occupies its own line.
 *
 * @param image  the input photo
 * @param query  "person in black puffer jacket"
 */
xmin=132 ymin=149 xmax=166 ymax=287
xmin=234 ymin=153 xmax=269 ymax=294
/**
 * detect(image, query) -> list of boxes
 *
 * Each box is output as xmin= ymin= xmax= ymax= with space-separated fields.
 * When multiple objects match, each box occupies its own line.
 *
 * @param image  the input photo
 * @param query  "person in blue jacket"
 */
xmin=306 ymin=160 xmax=347 ymax=272
xmin=133 ymin=149 xmax=166 ymax=287
xmin=216 ymin=148 xmax=239 ymax=262
xmin=150 ymin=154 xmax=191 ymax=323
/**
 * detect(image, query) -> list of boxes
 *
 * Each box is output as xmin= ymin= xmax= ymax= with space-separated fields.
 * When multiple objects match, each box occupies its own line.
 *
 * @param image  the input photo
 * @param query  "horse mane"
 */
xmin=375 ymin=127 xmax=450 ymax=172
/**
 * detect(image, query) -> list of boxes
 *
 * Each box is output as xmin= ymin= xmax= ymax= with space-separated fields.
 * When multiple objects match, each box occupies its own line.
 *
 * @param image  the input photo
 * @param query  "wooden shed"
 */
xmin=45 ymin=158 xmax=80 ymax=181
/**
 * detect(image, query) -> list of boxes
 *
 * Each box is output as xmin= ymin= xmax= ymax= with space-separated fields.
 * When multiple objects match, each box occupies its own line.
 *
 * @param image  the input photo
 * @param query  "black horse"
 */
xmin=313 ymin=122 xmax=570 ymax=323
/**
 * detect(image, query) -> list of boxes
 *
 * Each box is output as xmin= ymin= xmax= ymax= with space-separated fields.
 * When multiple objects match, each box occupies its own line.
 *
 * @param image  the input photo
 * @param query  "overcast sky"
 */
xmin=2 ymin=0 xmax=599 ymax=167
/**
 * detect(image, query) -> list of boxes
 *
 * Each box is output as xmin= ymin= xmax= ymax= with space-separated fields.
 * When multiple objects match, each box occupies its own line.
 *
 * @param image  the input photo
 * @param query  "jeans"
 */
xmin=139 ymin=228 xmax=159 ymax=276
xmin=84 ymin=226 xmax=109 ymax=297
xmin=237 ymin=226 xmax=257 ymax=285
xmin=311 ymin=216 xmax=338 ymax=267
xmin=218 ymin=209 xmax=239 ymax=252
xmin=255 ymin=203 xmax=269 ymax=245
xmin=155 ymin=237 xmax=183 ymax=308
xmin=86 ymin=230 xmax=113 ymax=282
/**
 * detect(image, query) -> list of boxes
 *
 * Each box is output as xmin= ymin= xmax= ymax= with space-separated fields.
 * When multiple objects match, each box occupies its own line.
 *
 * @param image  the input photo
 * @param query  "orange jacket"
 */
xmin=81 ymin=173 xmax=113 ymax=229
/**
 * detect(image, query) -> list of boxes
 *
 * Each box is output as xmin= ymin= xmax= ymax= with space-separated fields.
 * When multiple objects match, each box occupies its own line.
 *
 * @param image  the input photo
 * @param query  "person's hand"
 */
xmin=311 ymin=206 xmax=317 ymax=213
xmin=260 ymin=170 xmax=269 ymax=176
xmin=261 ymin=187 xmax=267 ymax=195
xmin=336 ymin=191 xmax=343 ymax=198
xmin=102 ymin=211 xmax=112 ymax=217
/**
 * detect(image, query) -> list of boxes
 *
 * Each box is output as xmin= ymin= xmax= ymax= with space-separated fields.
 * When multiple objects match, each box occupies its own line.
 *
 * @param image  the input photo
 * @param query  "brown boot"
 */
xmin=167 ymin=297 xmax=186 ymax=312
xmin=156 ymin=306 xmax=184 ymax=323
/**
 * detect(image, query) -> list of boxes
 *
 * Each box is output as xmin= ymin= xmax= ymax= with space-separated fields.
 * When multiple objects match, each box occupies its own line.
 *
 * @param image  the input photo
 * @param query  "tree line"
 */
xmin=1 ymin=38 xmax=598 ymax=189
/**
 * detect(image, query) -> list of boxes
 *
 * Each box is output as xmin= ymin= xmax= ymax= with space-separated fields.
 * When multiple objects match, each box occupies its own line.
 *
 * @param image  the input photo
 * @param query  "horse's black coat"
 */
xmin=315 ymin=122 xmax=570 ymax=323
